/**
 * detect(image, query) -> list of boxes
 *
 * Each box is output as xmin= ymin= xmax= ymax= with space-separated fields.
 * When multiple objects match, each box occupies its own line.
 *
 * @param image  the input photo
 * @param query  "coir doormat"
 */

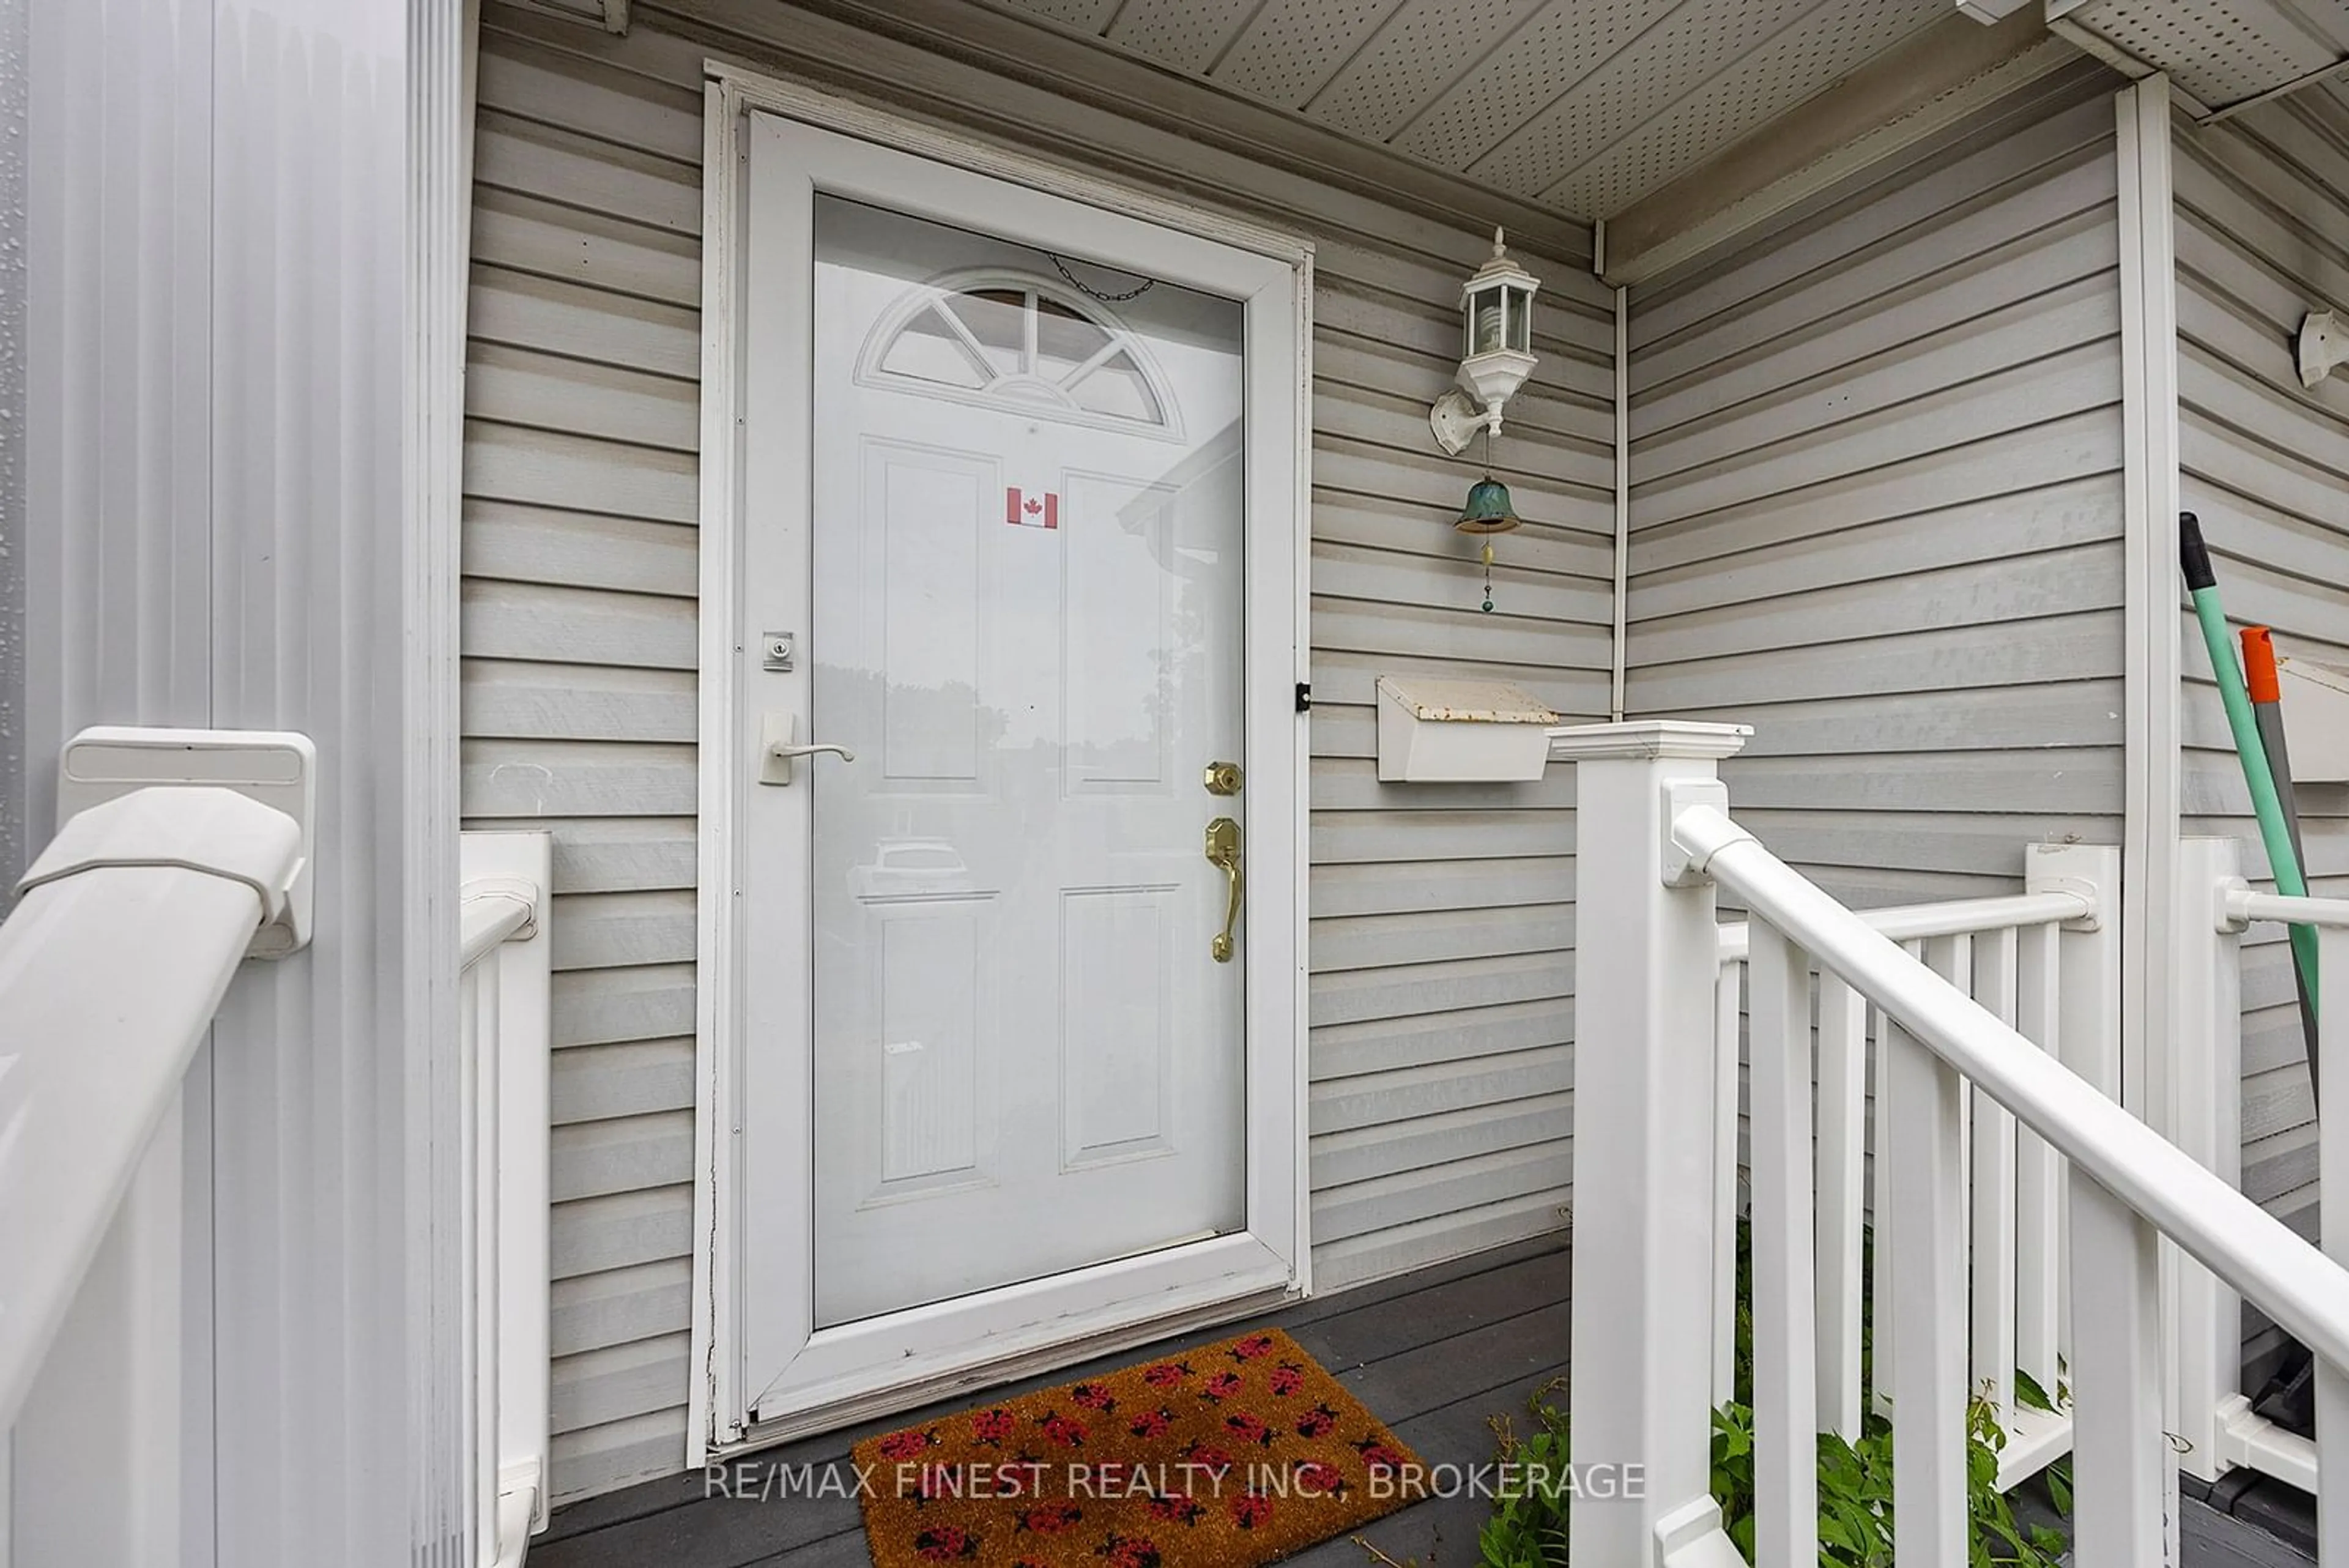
xmin=853 ymin=1328 xmax=1427 ymax=1567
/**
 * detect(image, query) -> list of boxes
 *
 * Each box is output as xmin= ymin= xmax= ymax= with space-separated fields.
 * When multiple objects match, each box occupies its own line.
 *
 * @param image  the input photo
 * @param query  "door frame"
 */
xmin=691 ymin=62 xmax=1315 ymax=1461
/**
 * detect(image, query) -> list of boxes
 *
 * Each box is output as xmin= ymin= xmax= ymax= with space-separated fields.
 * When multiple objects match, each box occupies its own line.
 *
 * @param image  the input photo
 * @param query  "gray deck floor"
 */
xmin=529 ymin=1227 xmax=2318 ymax=1568
xmin=533 ymin=1232 xmax=1572 ymax=1567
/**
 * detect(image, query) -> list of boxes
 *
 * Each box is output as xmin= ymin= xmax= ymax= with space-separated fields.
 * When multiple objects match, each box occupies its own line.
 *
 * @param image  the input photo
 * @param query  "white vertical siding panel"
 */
xmin=24 ymin=2 xmax=420 ymax=1566
xmin=206 ymin=4 xmax=413 ymax=1565
xmin=466 ymin=0 xmax=1607 ymax=1501
xmin=0 ymin=0 xmax=24 ymax=915
xmin=2172 ymin=91 xmax=2349 ymax=1377
xmin=1625 ymin=75 xmax=2128 ymax=908
xmin=21 ymin=4 xmax=218 ymax=1562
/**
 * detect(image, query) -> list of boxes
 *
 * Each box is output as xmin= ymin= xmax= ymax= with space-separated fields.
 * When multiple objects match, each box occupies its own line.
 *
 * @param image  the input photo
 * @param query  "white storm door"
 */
xmin=732 ymin=111 xmax=1305 ymax=1430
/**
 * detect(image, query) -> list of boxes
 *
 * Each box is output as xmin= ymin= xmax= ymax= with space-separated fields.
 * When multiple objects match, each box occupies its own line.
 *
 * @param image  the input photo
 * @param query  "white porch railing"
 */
xmin=1713 ymin=853 xmax=2115 ymax=1490
xmin=2171 ymin=836 xmax=2349 ymax=1512
xmin=1 ymin=731 xmax=316 ymax=1564
xmin=460 ymin=831 xmax=556 ymax=1568
xmin=0 ymin=733 xmax=552 ymax=1568
xmin=1557 ymin=722 xmax=2349 ymax=1568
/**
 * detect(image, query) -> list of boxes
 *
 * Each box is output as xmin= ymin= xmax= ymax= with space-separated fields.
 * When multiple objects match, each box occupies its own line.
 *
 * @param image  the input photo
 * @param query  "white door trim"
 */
xmin=690 ymin=63 xmax=1314 ymax=1461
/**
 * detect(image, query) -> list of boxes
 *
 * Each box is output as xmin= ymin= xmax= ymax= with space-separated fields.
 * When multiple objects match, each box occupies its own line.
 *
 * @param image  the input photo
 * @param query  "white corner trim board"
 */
xmin=2114 ymin=73 xmax=2181 ymax=1132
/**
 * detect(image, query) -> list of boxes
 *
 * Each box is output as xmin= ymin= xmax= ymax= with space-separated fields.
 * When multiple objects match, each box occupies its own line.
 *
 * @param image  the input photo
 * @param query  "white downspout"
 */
xmin=1611 ymin=283 xmax=1630 ymax=723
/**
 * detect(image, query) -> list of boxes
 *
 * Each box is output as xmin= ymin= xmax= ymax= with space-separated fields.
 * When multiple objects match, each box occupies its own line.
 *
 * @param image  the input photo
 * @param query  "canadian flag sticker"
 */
xmin=1005 ymin=486 xmax=1059 ymax=530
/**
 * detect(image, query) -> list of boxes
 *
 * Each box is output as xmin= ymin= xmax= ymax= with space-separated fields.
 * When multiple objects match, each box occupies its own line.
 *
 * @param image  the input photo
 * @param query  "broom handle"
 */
xmin=2182 ymin=514 xmax=2320 ymax=1013
xmin=2245 ymin=626 xmax=2320 ymax=1104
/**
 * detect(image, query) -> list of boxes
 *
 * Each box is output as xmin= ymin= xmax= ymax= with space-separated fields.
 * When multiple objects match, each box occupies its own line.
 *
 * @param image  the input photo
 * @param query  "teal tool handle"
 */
xmin=2181 ymin=512 xmax=2320 ymax=1008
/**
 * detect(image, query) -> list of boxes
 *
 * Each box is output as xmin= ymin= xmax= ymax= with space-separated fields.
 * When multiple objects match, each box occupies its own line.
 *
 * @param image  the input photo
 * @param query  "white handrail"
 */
xmin=1677 ymin=801 xmax=2349 ymax=1373
xmin=1715 ymin=888 xmax=2093 ymax=962
xmin=463 ymin=880 xmax=537 ymax=967
xmin=2226 ymin=885 xmax=2349 ymax=929
xmin=0 ymin=786 xmax=304 ymax=1433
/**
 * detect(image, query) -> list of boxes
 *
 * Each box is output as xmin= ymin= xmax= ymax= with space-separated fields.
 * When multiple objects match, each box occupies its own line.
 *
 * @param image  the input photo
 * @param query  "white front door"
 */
xmin=723 ymin=108 xmax=1307 ymax=1434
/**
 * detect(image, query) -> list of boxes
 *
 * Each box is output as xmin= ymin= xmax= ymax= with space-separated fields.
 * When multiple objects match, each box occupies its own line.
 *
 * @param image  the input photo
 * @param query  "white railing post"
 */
xmin=458 ymin=830 xmax=555 ymax=1567
xmin=1552 ymin=721 xmax=1751 ymax=1568
xmin=2169 ymin=837 xmax=2243 ymax=1484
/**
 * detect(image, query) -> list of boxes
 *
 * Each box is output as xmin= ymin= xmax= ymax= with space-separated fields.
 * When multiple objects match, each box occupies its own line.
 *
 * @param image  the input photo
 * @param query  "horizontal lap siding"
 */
xmin=464 ymin=9 xmax=707 ymax=1505
xmin=1305 ymin=252 xmax=1607 ymax=1292
xmin=464 ymin=1 xmax=1609 ymax=1503
xmin=2173 ymin=85 xmax=2349 ymax=1276
xmin=1624 ymin=76 xmax=2127 ymax=912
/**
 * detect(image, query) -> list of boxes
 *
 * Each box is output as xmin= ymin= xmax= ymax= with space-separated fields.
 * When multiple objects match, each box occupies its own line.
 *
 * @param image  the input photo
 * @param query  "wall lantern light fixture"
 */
xmin=1430 ymin=228 xmax=1541 ymax=457
xmin=1433 ymin=229 xmax=1540 ymax=612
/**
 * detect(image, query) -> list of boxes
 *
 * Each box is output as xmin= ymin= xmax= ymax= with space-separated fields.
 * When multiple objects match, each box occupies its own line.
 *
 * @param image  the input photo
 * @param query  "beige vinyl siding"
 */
xmin=1622 ymin=71 xmax=2128 ymax=911
xmin=462 ymin=11 xmax=705 ymax=1501
xmin=2173 ymin=83 xmax=2349 ymax=1300
xmin=461 ymin=0 xmax=1611 ymax=1503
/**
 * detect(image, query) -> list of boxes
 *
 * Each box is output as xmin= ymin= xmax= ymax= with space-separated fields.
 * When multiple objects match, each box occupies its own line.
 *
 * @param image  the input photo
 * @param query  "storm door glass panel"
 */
xmin=807 ymin=195 xmax=1249 ymax=1328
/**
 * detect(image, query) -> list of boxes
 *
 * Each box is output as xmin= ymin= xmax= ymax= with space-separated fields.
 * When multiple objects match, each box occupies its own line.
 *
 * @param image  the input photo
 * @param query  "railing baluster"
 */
xmin=2013 ymin=921 xmax=2063 ymax=1397
xmin=1715 ymin=957 xmax=1743 ymax=1410
xmin=1948 ymin=938 xmax=1976 ymax=1273
xmin=1748 ymin=923 xmax=1820 ymax=1566
xmin=2069 ymin=1172 xmax=2163 ymax=1568
xmin=1872 ymin=992 xmax=1899 ymax=1419
xmin=1816 ymin=974 xmax=1867 ymax=1442
xmin=1971 ymin=927 xmax=2019 ymax=1416
xmin=1878 ymin=942 xmax=1924 ymax=1425
xmin=458 ymin=957 xmax=488 ymax=1554
xmin=2318 ymin=926 xmax=2349 ymax=1562
xmin=1891 ymin=935 xmax=1971 ymax=1568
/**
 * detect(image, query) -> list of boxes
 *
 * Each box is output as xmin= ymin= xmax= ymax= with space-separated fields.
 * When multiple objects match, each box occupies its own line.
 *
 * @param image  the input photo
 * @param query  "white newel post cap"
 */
xmin=1548 ymin=719 xmax=1752 ymax=764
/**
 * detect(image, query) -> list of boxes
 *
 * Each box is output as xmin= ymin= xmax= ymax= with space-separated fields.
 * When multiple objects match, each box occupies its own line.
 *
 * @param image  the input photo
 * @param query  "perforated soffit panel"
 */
xmin=2046 ymin=0 xmax=2349 ymax=117
xmin=979 ymin=0 xmax=1954 ymax=221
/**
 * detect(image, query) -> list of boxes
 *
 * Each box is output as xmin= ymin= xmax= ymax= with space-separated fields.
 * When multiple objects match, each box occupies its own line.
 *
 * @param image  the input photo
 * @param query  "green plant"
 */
xmin=1479 ymin=1378 xmax=1572 ymax=1568
xmin=1476 ymin=1223 xmax=2074 ymax=1566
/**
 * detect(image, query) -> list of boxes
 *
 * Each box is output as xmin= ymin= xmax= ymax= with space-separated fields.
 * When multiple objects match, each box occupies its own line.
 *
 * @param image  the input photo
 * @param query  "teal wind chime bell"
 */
xmin=1453 ymin=429 xmax=1521 ymax=614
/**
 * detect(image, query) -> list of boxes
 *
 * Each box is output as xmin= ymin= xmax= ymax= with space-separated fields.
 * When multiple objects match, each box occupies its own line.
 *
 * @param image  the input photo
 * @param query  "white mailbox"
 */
xmin=1376 ymin=675 xmax=1561 ymax=783
xmin=2279 ymin=655 xmax=2349 ymax=784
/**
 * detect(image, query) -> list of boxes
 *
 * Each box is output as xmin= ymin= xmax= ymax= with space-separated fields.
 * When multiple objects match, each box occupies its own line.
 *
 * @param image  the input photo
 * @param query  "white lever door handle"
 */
xmin=759 ymin=713 xmax=854 ymax=786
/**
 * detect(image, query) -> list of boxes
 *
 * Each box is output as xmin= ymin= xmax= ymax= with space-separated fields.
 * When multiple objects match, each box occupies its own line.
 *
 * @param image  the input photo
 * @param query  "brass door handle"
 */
xmin=1205 ymin=817 xmax=1242 ymax=963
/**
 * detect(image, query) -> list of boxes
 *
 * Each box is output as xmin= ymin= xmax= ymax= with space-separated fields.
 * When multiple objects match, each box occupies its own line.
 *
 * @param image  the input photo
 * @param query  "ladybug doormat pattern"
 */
xmin=853 ymin=1328 xmax=1426 ymax=1566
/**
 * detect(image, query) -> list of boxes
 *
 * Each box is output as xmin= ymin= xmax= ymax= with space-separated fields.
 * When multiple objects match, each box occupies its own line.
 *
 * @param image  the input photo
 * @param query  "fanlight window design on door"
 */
xmin=858 ymin=269 xmax=1184 ymax=439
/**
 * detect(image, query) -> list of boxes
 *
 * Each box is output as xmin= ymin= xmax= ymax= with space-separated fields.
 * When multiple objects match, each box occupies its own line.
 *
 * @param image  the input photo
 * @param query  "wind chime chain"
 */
xmin=1048 ymin=253 xmax=1157 ymax=302
xmin=1482 ymin=423 xmax=1497 ymax=614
